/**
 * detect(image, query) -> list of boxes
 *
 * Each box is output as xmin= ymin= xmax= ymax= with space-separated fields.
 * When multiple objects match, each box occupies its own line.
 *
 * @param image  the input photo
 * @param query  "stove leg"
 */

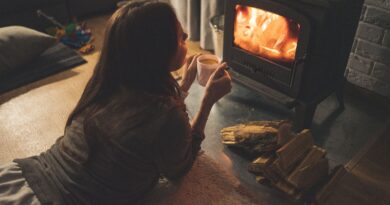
xmin=293 ymin=102 xmax=317 ymax=132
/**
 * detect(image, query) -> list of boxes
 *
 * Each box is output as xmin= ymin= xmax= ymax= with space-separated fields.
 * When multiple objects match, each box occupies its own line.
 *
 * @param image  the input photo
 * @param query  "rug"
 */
xmin=0 ymin=42 xmax=86 ymax=94
xmin=144 ymin=153 xmax=261 ymax=205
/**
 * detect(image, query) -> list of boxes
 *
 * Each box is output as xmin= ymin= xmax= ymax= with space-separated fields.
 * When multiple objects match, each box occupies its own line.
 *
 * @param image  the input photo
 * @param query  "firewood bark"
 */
xmin=221 ymin=121 xmax=284 ymax=154
xmin=221 ymin=121 xmax=279 ymax=145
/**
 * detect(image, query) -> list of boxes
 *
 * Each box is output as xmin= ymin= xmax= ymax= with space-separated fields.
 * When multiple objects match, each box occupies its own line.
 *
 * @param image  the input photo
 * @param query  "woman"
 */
xmin=0 ymin=1 xmax=231 ymax=205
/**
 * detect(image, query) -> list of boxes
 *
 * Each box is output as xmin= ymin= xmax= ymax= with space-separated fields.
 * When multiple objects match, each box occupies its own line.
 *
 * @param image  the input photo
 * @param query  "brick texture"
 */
xmin=383 ymin=30 xmax=390 ymax=47
xmin=356 ymin=22 xmax=384 ymax=43
xmin=372 ymin=62 xmax=390 ymax=81
xmin=347 ymin=69 xmax=390 ymax=98
xmin=347 ymin=54 xmax=373 ymax=74
xmin=364 ymin=6 xmax=390 ymax=29
xmin=346 ymin=1 xmax=390 ymax=99
xmin=365 ymin=0 xmax=390 ymax=10
xmin=355 ymin=40 xmax=390 ymax=65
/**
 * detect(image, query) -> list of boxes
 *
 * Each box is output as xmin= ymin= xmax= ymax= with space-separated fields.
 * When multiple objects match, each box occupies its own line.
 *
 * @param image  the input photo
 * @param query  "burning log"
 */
xmin=233 ymin=5 xmax=300 ymax=63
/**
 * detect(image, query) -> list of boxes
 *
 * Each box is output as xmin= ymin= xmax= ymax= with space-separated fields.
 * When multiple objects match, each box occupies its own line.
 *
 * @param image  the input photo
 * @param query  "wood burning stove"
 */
xmin=223 ymin=0 xmax=363 ymax=130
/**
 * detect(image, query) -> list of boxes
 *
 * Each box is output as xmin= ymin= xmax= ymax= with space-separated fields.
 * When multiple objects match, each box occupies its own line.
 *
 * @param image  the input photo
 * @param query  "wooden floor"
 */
xmin=316 ymin=121 xmax=390 ymax=204
xmin=0 ymin=13 xmax=208 ymax=163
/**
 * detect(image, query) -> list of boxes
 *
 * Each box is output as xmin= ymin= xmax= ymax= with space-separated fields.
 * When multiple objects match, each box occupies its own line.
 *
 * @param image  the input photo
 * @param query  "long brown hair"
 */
xmin=66 ymin=1 xmax=181 ymax=127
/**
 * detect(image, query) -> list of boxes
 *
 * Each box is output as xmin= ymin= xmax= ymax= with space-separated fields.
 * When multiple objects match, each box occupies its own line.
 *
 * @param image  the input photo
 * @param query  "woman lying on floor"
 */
xmin=0 ymin=1 xmax=232 ymax=204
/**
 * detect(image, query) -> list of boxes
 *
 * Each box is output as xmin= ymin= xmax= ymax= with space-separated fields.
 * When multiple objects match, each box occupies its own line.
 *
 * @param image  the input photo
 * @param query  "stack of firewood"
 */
xmin=221 ymin=121 xmax=330 ymax=202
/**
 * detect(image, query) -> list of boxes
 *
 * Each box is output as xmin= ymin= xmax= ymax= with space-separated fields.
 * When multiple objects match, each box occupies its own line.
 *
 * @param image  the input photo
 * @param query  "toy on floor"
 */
xmin=37 ymin=10 xmax=95 ymax=54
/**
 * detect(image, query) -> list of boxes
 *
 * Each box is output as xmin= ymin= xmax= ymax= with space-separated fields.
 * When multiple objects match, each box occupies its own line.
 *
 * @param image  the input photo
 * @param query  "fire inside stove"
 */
xmin=234 ymin=5 xmax=300 ymax=67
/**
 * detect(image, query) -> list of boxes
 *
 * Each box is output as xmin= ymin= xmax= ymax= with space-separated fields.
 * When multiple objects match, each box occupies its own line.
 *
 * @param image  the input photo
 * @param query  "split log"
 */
xmin=221 ymin=122 xmax=332 ymax=203
xmin=276 ymin=129 xmax=314 ymax=171
xmin=288 ymin=145 xmax=327 ymax=188
xmin=277 ymin=122 xmax=296 ymax=146
xmin=270 ymin=157 xmax=299 ymax=177
xmin=288 ymin=158 xmax=329 ymax=190
xmin=262 ymin=162 xmax=282 ymax=183
xmin=248 ymin=154 xmax=276 ymax=175
xmin=273 ymin=179 xmax=297 ymax=196
xmin=255 ymin=175 xmax=270 ymax=185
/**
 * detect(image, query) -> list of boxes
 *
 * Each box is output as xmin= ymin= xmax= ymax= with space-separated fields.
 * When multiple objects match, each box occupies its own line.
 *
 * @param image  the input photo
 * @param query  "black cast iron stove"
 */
xmin=223 ymin=0 xmax=363 ymax=130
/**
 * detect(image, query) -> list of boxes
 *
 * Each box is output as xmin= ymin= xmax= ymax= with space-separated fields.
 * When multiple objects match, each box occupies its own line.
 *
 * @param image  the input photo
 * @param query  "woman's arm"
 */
xmin=190 ymin=98 xmax=213 ymax=135
xmin=155 ymin=64 xmax=231 ymax=180
xmin=154 ymin=106 xmax=204 ymax=180
xmin=191 ymin=63 xmax=231 ymax=134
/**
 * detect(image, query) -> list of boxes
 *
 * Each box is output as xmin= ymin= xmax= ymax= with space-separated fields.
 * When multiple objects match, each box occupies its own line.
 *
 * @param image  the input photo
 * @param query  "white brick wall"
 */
xmin=346 ymin=1 xmax=390 ymax=98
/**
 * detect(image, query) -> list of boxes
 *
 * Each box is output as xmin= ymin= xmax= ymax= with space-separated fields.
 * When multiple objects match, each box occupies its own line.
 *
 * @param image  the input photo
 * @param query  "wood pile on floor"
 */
xmin=221 ymin=121 xmax=330 ymax=203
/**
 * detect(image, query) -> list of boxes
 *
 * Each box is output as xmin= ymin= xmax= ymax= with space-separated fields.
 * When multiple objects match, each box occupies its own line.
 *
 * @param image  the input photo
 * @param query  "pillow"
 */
xmin=0 ymin=26 xmax=56 ymax=74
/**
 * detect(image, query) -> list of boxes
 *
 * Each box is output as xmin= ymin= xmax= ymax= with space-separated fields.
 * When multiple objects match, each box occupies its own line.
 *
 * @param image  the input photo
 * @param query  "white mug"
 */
xmin=196 ymin=54 xmax=221 ymax=86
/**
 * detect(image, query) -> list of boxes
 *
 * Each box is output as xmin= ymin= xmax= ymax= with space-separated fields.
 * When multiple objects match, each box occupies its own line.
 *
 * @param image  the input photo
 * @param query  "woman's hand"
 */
xmin=203 ymin=63 xmax=232 ymax=107
xmin=180 ymin=54 xmax=201 ymax=92
xmin=191 ymin=63 xmax=231 ymax=134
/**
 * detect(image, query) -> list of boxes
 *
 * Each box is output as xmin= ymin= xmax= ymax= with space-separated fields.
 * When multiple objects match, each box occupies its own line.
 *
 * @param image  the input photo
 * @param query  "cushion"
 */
xmin=0 ymin=42 xmax=87 ymax=94
xmin=0 ymin=26 xmax=56 ymax=75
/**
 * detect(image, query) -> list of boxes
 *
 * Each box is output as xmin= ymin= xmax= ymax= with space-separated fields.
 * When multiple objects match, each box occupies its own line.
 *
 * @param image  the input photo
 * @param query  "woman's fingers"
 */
xmin=186 ymin=54 xmax=196 ymax=63
xmin=225 ymin=69 xmax=231 ymax=80
xmin=211 ymin=63 xmax=228 ymax=80
xmin=185 ymin=55 xmax=195 ymax=67
xmin=212 ymin=71 xmax=232 ymax=89
xmin=213 ymin=75 xmax=232 ymax=87
xmin=187 ymin=53 xmax=201 ymax=68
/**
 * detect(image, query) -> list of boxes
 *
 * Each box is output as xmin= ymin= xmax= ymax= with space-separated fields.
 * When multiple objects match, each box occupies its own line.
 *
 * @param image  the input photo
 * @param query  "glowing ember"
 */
xmin=234 ymin=5 xmax=300 ymax=63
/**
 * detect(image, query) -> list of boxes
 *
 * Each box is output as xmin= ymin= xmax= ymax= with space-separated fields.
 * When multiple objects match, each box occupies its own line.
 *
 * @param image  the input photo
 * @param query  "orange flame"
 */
xmin=234 ymin=5 xmax=300 ymax=63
